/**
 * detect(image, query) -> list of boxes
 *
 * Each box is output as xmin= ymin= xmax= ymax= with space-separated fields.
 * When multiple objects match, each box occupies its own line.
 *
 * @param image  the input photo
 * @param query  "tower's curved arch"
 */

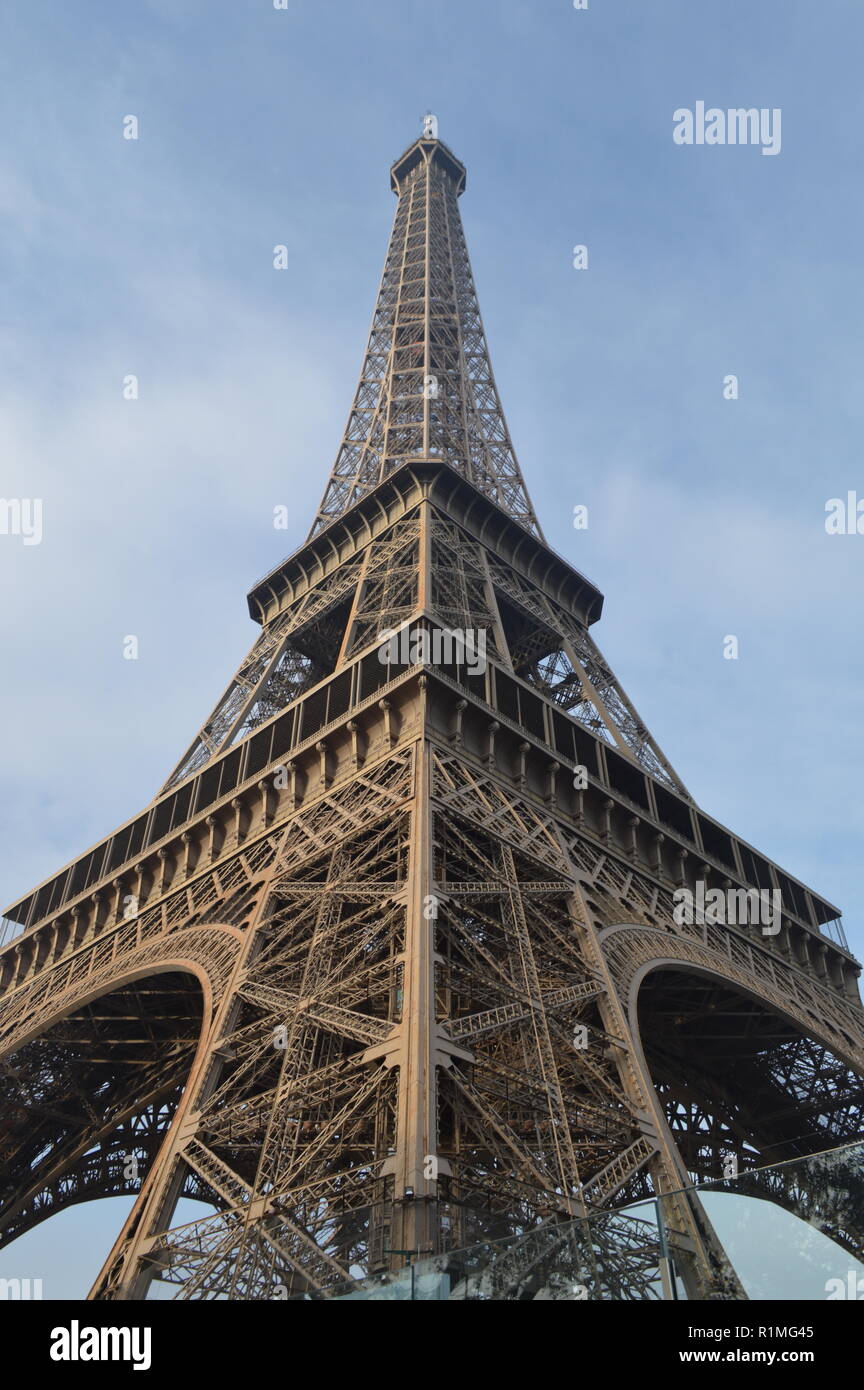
xmin=599 ymin=923 xmax=864 ymax=1265
xmin=0 ymin=925 xmax=244 ymax=1252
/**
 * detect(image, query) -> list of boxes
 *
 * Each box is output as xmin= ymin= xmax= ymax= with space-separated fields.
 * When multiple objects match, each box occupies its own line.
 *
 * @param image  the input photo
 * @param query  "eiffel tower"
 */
xmin=2 ymin=127 xmax=863 ymax=1302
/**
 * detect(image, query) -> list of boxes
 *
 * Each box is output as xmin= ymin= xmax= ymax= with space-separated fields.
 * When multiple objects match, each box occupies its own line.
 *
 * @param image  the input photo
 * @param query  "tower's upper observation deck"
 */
xmin=390 ymin=135 xmax=467 ymax=195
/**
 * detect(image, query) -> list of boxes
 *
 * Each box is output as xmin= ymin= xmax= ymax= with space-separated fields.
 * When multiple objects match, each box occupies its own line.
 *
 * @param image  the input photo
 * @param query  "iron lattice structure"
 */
xmin=1 ymin=132 xmax=863 ymax=1301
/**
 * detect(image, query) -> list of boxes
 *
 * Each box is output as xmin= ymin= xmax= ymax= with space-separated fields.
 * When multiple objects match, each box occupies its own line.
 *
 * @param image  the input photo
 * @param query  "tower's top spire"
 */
xmin=390 ymin=116 xmax=466 ymax=195
xmin=308 ymin=124 xmax=541 ymax=539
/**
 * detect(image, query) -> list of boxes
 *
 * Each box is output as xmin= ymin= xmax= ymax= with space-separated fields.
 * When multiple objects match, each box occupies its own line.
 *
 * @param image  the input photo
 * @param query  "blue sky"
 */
xmin=1 ymin=0 xmax=862 ymax=1297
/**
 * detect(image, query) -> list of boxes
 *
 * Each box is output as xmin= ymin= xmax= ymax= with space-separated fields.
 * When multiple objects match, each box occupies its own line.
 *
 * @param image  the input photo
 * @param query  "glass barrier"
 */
xmin=681 ymin=1141 xmax=864 ymax=1301
xmin=288 ymin=1140 xmax=864 ymax=1301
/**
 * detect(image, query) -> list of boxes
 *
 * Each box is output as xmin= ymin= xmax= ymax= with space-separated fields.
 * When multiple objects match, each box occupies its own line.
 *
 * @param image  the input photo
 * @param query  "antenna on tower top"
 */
xmin=422 ymin=112 xmax=438 ymax=139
